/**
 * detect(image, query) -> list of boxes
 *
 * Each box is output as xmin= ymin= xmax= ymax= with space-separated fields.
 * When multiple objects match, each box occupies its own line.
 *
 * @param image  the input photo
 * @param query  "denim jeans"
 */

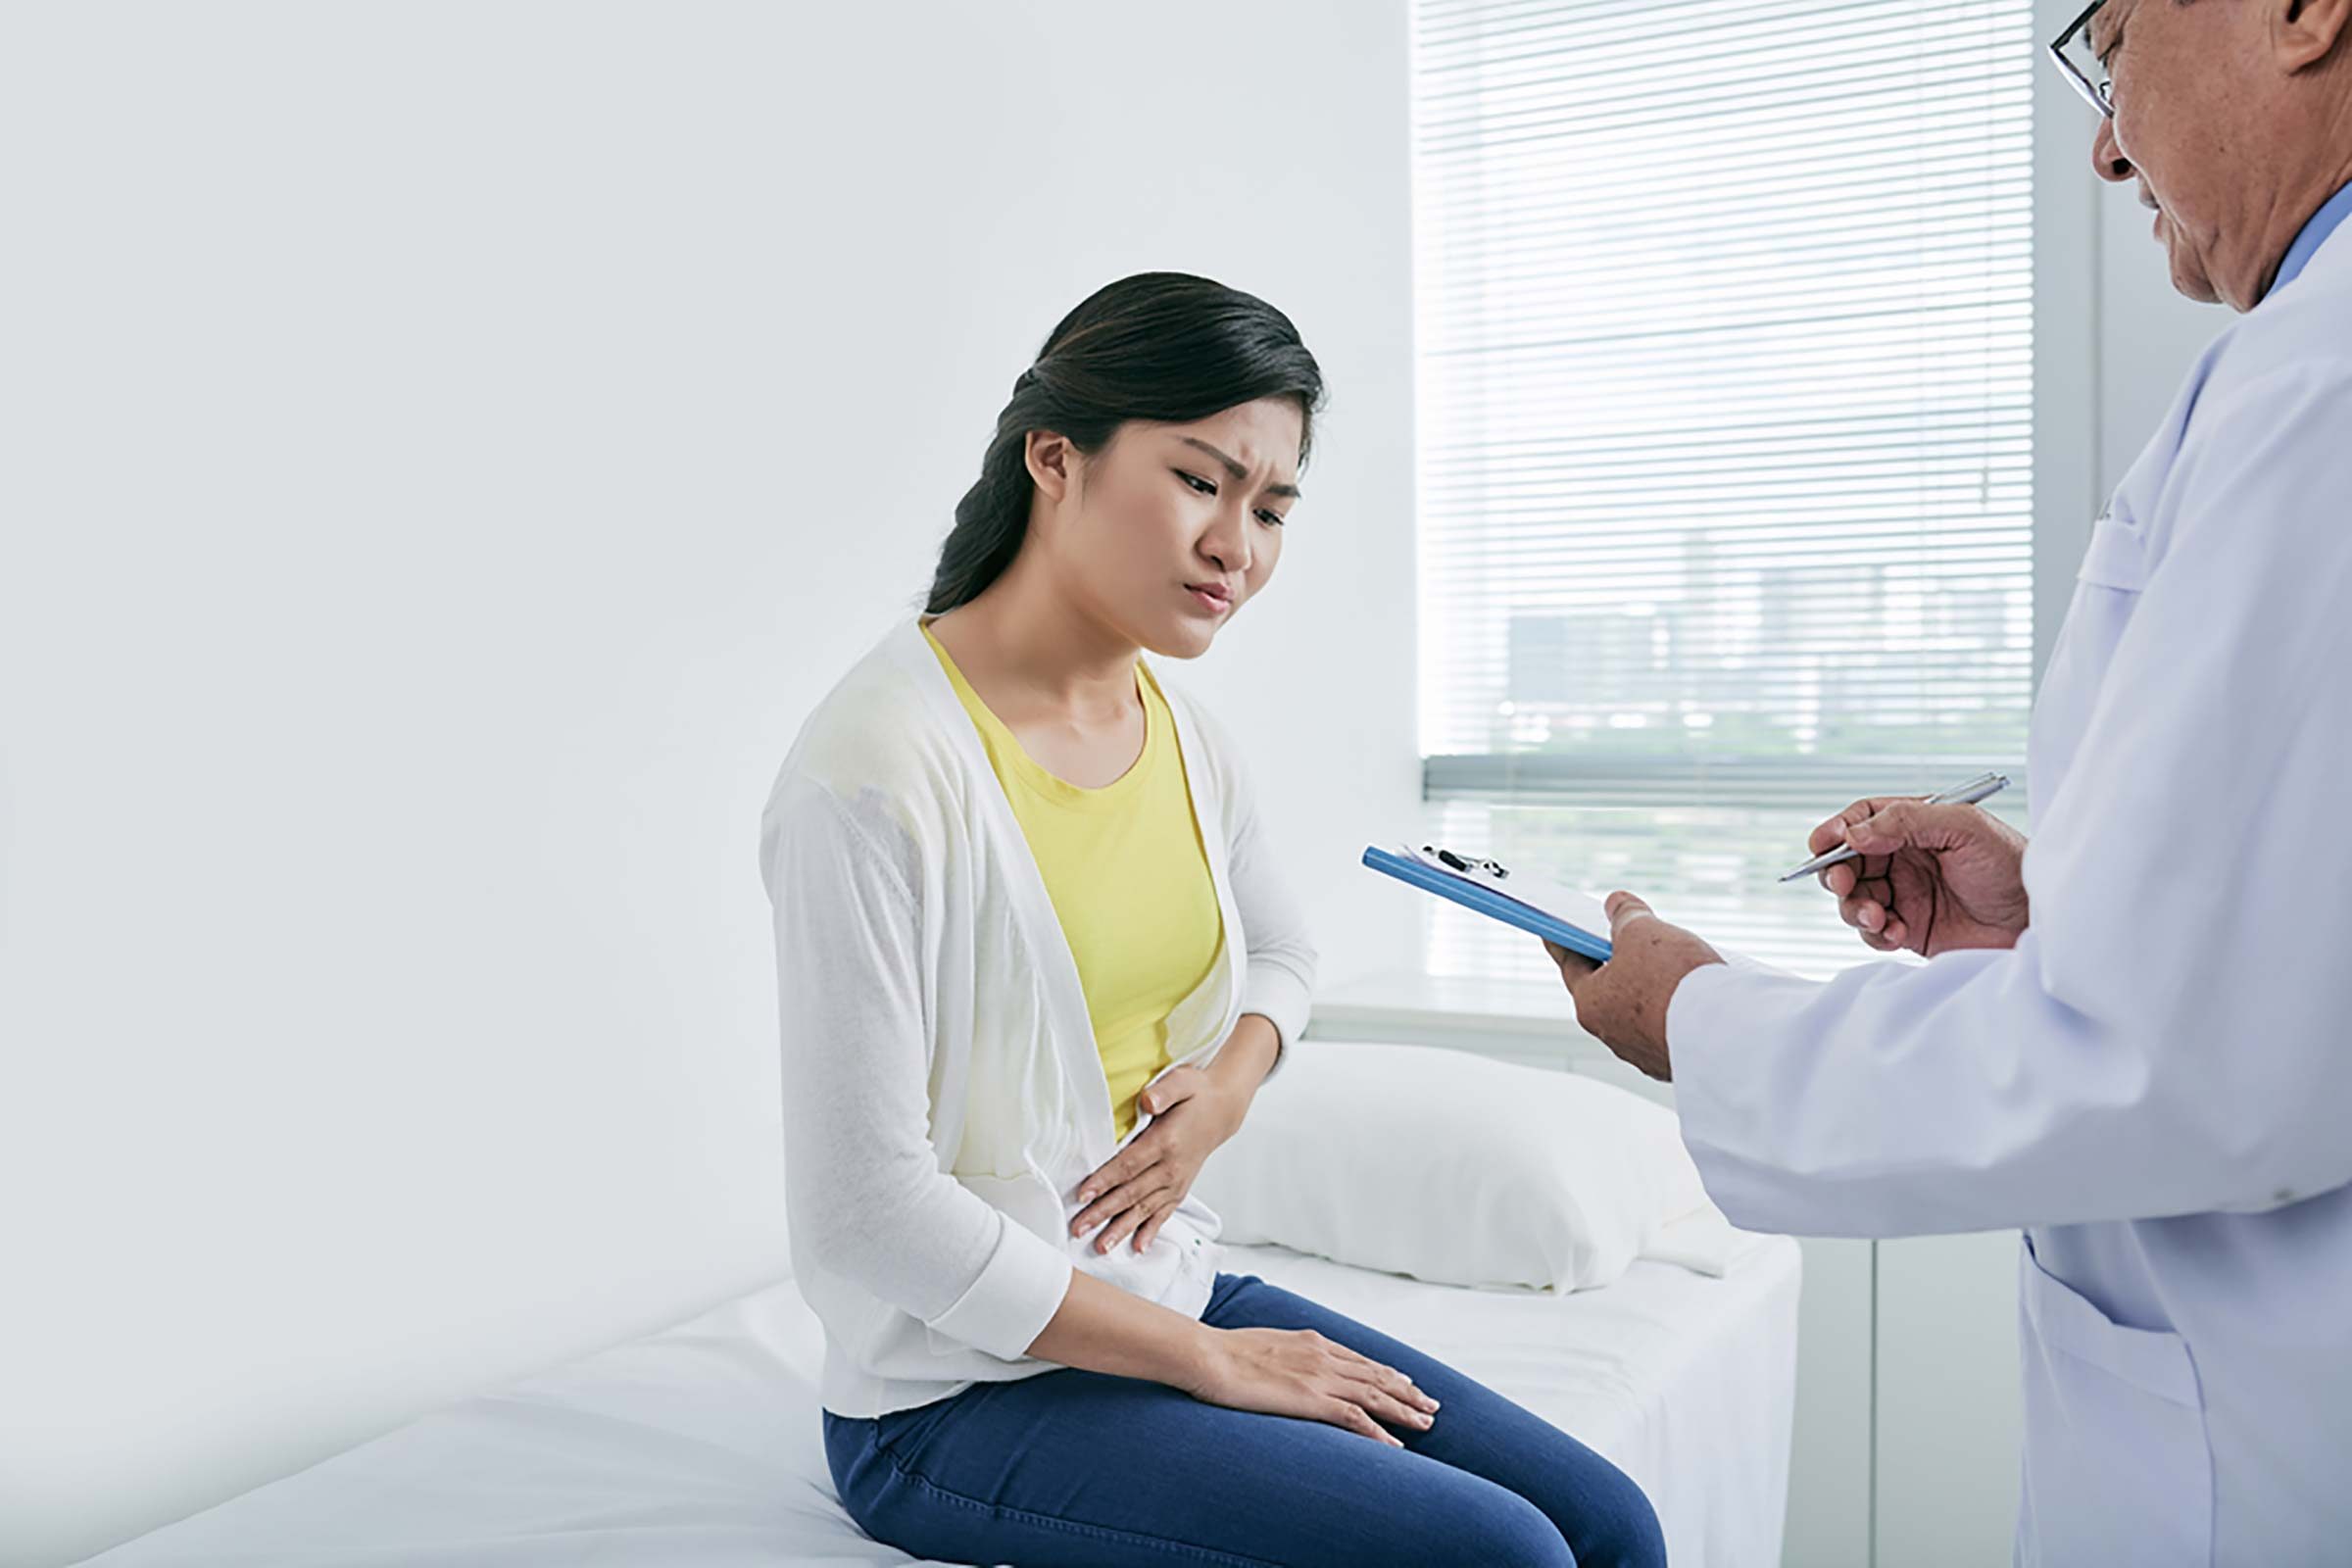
xmin=823 ymin=1270 xmax=1667 ymax=1567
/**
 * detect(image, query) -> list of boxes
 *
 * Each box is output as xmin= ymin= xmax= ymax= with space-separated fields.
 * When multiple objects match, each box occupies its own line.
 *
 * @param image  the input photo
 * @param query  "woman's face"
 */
xmin=1027 ymin=397 xmax=1304 ymax=660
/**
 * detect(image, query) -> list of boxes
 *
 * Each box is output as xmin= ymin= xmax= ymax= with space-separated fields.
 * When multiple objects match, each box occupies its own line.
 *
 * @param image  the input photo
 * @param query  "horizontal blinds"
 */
xmin=1411 ymin=0 xmax=2036 ymax=978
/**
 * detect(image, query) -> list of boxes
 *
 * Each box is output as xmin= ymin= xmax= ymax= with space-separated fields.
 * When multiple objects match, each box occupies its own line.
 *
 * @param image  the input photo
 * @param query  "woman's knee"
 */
xmin=1555 ymin=1461 xmax=1667 ymax=1568
xmin=1408 ymin=1484 xmax=1578 ymax=1568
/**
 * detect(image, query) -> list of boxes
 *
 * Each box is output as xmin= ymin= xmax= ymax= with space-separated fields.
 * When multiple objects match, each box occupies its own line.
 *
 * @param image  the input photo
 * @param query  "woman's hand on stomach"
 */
xmin=1075 ymin=1010 xmax=1286 ymax=1254
xmin=1071 ymin=1063 xmax=1244 ymax=1254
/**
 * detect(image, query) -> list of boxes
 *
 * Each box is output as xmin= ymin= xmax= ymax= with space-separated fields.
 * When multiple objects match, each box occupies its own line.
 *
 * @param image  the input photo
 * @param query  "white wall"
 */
xmin=0 ymin=6 xmax=1417 ymax=1565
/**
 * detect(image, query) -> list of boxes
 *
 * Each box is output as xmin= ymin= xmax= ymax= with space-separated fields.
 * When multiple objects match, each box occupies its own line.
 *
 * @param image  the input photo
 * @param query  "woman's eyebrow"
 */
xmin=1176 ymin=436 xmax=1301 ymax=499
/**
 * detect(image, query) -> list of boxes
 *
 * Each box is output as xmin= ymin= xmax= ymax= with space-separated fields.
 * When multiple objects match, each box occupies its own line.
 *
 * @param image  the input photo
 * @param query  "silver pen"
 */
xmin=1778 ymin=772 xmax=2012 ymax=884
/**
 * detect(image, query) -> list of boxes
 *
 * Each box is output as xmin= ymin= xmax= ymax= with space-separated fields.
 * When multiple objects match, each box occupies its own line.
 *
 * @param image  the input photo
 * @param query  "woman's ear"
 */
xmin=1024 ymin=430 xmax=1075 ymax=504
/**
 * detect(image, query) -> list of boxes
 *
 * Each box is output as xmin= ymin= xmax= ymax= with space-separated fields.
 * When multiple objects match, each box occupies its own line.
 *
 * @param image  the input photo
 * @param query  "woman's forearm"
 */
xmin=1204 ymin=1011 xmax=1282 ymax=1122
xmin=1025 ymin=1267 xmax=1219 ymax=1391
xmin=1025 ymin=1014 xmax=1286 ymax=1383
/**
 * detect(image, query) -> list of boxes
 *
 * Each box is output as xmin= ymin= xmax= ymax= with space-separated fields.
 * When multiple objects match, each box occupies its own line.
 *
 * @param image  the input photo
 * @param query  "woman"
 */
xmin=760 ymin=272 xmax=1666 ymax=1567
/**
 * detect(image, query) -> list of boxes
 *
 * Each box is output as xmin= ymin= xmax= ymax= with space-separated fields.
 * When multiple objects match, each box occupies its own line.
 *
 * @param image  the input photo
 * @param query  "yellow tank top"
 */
xmin=923 ymin=621 xmax=1225 ymax=1140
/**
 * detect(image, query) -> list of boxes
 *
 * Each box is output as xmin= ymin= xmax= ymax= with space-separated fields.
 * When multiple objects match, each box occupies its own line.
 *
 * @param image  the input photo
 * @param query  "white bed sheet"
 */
xmin=79 ymin=1237 xmax=1799 ymax=1568
xmin=1229 ymin=1236 xmax=1801 ymax=1567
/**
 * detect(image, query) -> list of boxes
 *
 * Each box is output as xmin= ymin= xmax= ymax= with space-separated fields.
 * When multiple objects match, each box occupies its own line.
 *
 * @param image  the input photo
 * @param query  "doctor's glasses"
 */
xmin=2050 ymin=0 xmax=2116 ymax=119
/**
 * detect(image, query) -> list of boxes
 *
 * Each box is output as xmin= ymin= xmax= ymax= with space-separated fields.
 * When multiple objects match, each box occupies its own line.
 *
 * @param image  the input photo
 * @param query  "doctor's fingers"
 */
xmin=1838 ymin=893 xmax=1907 ymax=951
xmin=1820 ymin=855 xmax=1897 ymax=900
xmin=1838 ymin=876 xmax=1908 ymax=947
xmin=1841 ymin=898 xmax=1906 ymax=943
xmin=1838 ymin=878 xmax=1891 ymax=930
xmin=1809 ymin=796 xmax=1906 ymax=856
xmin=1851 ymin=918 xmax=1906 ymax=954
xmin=1544 ymin=938 xmax=1599 ymax=982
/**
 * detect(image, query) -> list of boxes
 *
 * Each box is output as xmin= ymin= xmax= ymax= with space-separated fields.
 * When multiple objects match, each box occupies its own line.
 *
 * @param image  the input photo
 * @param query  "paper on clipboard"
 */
xmin=1371 ymin=843 xmax=1807 ymax=981
xmin=1402 ymin=845 xmax=1616 ymax=940
xmin=1354 ymin=843 xmax=1616 ymax=959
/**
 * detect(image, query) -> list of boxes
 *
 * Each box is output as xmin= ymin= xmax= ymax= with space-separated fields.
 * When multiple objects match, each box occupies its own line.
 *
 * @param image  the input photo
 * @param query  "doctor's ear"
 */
xmin=2274 ymin=0 xmax=2352 ymax=72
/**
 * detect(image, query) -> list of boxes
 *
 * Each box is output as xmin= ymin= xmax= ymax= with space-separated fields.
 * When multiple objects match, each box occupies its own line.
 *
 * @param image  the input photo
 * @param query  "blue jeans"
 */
xmin=823 ymin=1271 xmax=1668 ymax=1567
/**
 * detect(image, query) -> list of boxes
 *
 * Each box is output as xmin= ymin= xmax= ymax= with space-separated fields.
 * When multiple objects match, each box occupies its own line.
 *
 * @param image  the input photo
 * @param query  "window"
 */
xmin=1411 ymin=0 xmax=2038 ymax=977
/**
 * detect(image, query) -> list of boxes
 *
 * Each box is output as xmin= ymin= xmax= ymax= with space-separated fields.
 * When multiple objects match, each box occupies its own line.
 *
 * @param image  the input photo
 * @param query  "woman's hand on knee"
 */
xmin=1182 ymin=1326 xmax=1442 ymax=1446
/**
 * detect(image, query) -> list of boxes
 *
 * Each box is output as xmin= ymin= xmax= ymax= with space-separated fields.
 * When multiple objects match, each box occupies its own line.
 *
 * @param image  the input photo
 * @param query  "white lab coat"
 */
xmin=1666 ymin=226 xmax=2352 ymax=1562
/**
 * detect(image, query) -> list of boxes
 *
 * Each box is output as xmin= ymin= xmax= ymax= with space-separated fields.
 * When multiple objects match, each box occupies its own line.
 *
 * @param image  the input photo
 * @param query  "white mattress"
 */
xmin=79 ymin=1236 xmax=1799 ymax=1568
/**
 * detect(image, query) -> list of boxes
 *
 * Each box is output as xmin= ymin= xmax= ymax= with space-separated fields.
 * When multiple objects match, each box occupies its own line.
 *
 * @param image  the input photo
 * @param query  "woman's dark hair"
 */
xmin=926 ymin=272 xmax=1326 ymax=614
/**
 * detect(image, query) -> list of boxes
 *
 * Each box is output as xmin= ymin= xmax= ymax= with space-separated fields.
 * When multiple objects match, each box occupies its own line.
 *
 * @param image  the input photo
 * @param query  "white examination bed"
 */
xmin=79 ymin=1235 xmax=1799 ymax=1567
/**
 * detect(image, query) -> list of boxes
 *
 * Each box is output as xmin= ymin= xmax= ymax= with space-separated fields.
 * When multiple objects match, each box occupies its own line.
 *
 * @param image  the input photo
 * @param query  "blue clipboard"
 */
xmin=1361 ymin=846 xmax=1613 ymax=962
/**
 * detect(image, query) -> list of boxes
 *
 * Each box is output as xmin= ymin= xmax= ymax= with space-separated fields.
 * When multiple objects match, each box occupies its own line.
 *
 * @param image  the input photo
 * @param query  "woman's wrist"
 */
xmin=1032 ymin=1270 xmax=1229 ymax=1395
xmin=1171 ymin=1316 xmax=1227 ymax=1396
xmin=1203 ymin=1014 xmax=1281 ymax=1128
xmin=1197 ymin=1069 xmax=1253 ymax=1144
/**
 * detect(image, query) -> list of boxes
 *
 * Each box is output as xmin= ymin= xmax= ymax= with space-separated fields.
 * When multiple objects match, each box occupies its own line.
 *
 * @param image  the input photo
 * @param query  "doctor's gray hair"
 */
xmin=926 ymin=272 xmax=1326 ymax=615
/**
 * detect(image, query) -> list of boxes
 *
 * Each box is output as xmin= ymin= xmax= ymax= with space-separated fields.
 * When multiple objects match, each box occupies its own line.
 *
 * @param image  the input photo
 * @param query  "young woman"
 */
xmin=760 ymin=272 xmax=1666 ymax=1568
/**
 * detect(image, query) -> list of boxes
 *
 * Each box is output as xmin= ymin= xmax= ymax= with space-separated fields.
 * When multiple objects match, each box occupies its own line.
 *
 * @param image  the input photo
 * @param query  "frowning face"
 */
xmin=1027 ymin=396 xmax=1305 ymax=660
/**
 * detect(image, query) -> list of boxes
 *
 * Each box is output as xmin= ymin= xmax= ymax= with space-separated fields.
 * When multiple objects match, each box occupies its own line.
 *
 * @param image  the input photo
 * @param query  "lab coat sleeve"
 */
xmin=1669 ymin=361 xmax=2352 ymax=1237
xmin=760 ymin=774 xmax=1071 ymax=1360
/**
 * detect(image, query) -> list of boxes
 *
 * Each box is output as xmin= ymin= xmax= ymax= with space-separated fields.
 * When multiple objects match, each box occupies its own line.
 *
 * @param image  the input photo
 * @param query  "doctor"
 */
xmin=1547 ymin=1 xmax=2352 ymax=1561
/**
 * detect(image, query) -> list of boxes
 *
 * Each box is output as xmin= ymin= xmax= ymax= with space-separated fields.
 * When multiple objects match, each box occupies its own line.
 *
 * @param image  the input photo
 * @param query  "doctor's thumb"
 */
xmin=1603 ymin=891 xmax=1656 ymax=931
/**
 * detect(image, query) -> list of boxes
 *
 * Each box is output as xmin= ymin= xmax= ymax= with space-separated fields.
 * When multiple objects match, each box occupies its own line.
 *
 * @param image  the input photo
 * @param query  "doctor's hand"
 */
xmin=1070 ymin=1065 xmax=1245 ymax=1256
xmin=1544 ymin=892 xmax=1723 ymax=1082
xmin=1811 ymin=797 xmax=2030 ymax=956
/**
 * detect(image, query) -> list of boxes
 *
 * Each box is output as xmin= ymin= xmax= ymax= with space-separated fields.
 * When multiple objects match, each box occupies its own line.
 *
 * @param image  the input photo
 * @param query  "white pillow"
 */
xmin=1192 ymin=1040 xmax=1721 ymax=1294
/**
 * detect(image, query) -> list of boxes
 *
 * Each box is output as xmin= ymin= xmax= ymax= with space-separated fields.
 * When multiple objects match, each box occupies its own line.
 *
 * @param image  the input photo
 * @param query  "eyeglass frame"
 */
xmin=2050 ymin=0 xmax=2116 ymax=119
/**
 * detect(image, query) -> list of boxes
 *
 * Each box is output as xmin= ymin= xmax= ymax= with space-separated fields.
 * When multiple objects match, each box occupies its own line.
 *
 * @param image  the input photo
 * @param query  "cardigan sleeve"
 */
xmin=760 ymin=772 xmax=1071 ymax=1360
xmin=1189 ymin=703 xmax=1318 ymax=1075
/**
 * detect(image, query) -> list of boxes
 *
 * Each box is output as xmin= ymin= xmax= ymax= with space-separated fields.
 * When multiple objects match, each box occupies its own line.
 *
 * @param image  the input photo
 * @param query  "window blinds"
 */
xmin=1411 ymin=0 xmax=2037 ymax=978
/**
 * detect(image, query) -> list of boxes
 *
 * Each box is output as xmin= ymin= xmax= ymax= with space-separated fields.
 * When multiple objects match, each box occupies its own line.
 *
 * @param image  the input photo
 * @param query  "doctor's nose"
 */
xmin=2091 ymin=117 xmax=2134 ymax=184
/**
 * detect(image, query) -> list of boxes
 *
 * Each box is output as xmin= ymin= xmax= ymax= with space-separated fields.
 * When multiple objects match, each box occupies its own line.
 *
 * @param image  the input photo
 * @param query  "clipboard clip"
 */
xmin=1422 ymin=844 xmax=1509 ymax=880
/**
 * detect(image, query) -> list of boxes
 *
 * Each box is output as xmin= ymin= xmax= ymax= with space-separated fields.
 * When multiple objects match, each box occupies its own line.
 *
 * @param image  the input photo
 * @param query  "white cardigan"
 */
xmin=759 ymin=620 xmax=1317 ymax=1418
